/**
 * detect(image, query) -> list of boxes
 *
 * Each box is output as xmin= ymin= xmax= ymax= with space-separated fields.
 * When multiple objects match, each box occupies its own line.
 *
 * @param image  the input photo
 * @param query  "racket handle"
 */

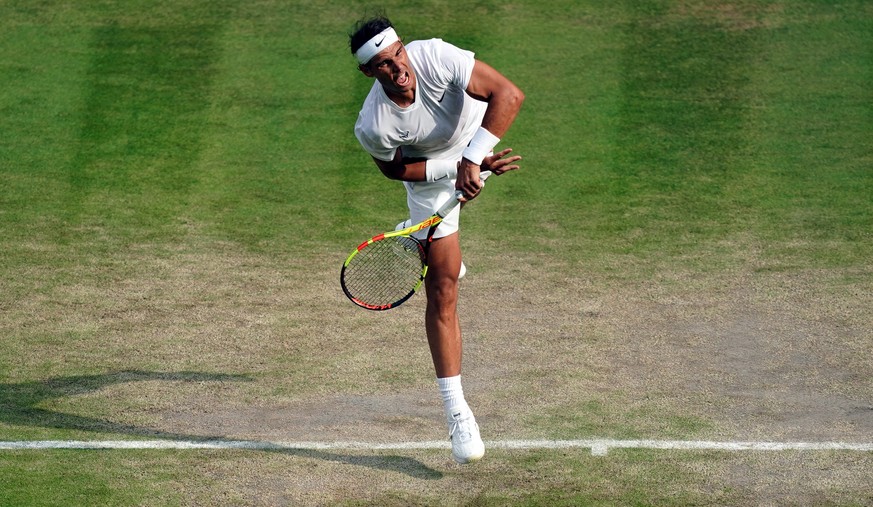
xmin=436 ymin=191 xmax=465 ymax=218
xmin=439 ymin=171 xmax=490 ymax=217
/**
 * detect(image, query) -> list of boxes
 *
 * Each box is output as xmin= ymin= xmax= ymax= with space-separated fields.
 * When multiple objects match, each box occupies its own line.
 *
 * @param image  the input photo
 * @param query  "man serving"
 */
xmin=350 ymin=16 xmax=524 ymax=464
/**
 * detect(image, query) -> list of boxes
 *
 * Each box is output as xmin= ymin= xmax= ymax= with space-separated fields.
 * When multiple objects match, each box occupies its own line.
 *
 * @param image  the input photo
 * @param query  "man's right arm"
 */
xmin=372 ymin=152 xmax=427 ymax=182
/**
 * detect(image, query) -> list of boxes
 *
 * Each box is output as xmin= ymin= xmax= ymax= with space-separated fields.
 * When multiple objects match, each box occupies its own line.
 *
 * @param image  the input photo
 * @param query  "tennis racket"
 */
xmin=340 ymin=190 xmax=465 ymax=311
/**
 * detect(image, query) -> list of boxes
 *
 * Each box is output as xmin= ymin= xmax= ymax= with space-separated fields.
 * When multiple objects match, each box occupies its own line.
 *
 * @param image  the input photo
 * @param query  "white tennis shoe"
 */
xmin=395 ymin=219 xmax=466 ymax=279
xmin=447 ymin=409 xmax=484 ymax=464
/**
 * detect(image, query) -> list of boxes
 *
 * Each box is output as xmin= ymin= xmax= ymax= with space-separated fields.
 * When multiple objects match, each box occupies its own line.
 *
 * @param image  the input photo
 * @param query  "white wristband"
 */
xmin=462 ymin=127 xmax=500 ymax=166
xmin=425 ymin=159 xmax=458 ymax=182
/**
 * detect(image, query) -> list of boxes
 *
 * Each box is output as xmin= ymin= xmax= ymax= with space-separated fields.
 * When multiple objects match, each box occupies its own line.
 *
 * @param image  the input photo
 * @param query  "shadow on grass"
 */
xmin=0 ymin=370 xmax=443 ymax=479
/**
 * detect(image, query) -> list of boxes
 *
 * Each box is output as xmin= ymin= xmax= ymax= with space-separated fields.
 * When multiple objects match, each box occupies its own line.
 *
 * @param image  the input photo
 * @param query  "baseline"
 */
xmin=2 ymin=439 xmax=872 ymax=456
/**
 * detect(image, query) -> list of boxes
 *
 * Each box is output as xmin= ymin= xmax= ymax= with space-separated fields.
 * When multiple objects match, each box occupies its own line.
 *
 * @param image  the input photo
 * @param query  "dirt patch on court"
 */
xmin=14 ymin=242 xmax=871 ymax=503
xmin=106 ymin=243 xmax=870 ymax=503
xmin=460 ymin=254 xmax=873 ymax=440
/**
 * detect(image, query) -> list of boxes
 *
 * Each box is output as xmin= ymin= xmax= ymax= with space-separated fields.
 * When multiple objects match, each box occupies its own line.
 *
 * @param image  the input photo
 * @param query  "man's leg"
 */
xmin=424 ymin=233 xmax=463 ymax=377
xmin=425 ymin=232 xmax=484 ymax=463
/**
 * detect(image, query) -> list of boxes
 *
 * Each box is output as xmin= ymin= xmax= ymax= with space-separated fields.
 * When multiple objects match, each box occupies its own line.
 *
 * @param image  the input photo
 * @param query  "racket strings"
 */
xmin=342 ymin=236 xmax=426 ymax=306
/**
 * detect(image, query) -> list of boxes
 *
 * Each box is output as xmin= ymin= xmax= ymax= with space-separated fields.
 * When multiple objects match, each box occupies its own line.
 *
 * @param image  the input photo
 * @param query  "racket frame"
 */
xmin=341 ymin=190 xmax=464 ymax=310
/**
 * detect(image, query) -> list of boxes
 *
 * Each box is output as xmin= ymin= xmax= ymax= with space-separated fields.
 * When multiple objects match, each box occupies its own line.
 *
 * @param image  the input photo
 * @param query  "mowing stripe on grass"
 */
xmin=1 ymin=440 xmax=871 ymax=456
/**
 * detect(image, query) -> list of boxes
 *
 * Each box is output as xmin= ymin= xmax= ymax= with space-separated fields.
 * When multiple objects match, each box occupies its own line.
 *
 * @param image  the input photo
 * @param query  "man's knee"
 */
xmin=427 ymin=272 xmax=459 ymax=306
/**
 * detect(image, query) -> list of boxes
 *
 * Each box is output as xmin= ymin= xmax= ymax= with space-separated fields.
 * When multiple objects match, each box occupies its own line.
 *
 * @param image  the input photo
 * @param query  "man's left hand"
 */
xmin=482 ymin=148 xmax=521 ymax=175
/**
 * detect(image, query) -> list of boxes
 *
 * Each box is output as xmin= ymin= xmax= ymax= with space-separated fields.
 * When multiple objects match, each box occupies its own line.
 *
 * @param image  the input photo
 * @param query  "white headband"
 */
xmin=355 ymin=27 xmax=399 ymax=65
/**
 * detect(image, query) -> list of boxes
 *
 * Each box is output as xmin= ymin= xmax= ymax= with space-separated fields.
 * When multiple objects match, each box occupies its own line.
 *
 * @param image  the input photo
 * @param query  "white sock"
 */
xmin=438 ymin=375 xmax=470 ymax=418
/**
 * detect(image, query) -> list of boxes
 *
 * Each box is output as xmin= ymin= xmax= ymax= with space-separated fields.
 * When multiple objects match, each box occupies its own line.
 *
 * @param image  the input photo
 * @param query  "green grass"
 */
xmin=0 ymin=451 xmax=189 ymax=506
xmin=1 ymin=0 xmax=871 ymax=505
xmin=0 ymin=449 xmax=806 ymax=506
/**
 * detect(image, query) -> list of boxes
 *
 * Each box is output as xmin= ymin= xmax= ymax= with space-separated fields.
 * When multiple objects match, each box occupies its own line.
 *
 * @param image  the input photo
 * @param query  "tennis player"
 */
xmin=349 ymin=16 xmax=524 ymax=464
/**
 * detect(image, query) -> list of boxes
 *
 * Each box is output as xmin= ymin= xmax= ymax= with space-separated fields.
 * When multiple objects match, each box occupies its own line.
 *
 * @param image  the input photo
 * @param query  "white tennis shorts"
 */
xmin=402 ymin=170 xmax=490 ymax=240
xmin=404 ymin=179 xmax=461 ymax=240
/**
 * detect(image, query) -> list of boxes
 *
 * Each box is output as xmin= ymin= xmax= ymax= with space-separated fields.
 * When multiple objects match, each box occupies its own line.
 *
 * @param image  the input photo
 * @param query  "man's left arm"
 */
xmin=458 ymin=60 xmax=525 ymax=200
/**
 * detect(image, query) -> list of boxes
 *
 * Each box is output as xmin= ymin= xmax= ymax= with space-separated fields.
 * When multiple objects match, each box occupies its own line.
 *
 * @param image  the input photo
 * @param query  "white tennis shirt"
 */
xmin=354 ymin=38 xmax=488 ymax=238
xmin=354 ymin=38 xmax=487 ymax=163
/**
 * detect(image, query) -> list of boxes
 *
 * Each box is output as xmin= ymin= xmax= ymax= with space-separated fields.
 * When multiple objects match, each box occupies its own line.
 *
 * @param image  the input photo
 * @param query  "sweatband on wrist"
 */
xmin=425 ymin=159 xmax=458 ymax=182
xmin=355 ymin=27 xmax=400 ymax=65
xmin=462 ymin=127 xmax=500 ymax=166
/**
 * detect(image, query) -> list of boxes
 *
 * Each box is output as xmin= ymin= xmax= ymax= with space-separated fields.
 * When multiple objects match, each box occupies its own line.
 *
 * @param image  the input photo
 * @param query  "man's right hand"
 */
xmin=456 ymin=158 xmax=484 ymax=202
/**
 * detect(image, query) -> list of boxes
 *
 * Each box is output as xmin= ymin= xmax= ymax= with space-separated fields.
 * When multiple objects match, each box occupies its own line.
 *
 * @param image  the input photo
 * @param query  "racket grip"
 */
xmin=441 ymin=170 xmax=489 ymax=217
xmin=436 ymin=191 xmax=465 ymax=218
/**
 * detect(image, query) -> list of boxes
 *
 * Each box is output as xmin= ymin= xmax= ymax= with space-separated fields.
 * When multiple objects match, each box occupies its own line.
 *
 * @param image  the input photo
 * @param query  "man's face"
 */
xmin=360 ymin=41 xmax=416 ymax=96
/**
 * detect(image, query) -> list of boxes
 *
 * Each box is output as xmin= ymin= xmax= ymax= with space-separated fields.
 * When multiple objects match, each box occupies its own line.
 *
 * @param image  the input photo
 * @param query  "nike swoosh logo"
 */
xmin=399 ymin=130 xmax=410 ymax=139
xmin=374 ymin=36 xmax=386 ymax=47
xmin=437 ymin=91 xmax=447 ymax=103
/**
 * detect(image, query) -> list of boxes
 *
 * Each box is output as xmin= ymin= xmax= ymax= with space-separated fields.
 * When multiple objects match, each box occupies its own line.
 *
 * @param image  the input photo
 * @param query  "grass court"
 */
xmin=1 ymin=1 xmax=871 ymax=505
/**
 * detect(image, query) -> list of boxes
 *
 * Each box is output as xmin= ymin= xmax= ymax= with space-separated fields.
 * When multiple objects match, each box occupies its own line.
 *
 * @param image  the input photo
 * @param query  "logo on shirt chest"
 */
xmin=399 ymin=130 xmax=411 ymax=140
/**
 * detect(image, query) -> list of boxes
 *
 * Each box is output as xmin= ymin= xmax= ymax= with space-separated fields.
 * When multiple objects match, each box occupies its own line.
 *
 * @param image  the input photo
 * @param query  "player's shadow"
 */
xmin=0 ymin=370 xmax=442 ymax=480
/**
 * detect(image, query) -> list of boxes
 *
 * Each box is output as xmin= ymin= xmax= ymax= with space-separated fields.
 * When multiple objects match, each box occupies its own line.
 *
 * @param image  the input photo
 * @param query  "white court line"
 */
xmin=1 ymin=439 xmax=872 ymax=455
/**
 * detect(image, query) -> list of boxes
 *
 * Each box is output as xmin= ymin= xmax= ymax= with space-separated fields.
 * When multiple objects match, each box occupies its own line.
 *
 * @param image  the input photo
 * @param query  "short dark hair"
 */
xmin=349 ymin=16 xmax=394 ymax=55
